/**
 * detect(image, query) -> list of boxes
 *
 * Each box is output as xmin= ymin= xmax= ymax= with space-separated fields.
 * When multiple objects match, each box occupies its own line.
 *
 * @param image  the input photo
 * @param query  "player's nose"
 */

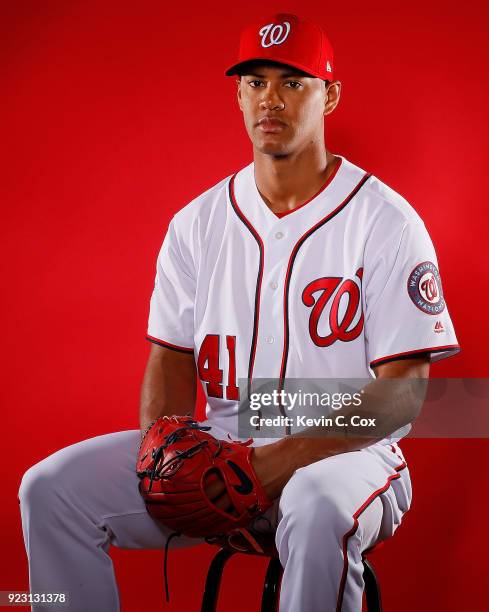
xmin=259 ymin=85 xmax=285 ymax=111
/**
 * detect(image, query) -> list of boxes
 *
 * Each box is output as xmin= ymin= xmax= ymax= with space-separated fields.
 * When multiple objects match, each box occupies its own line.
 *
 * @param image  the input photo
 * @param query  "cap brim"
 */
xmin=225 ymin=57 xmax=327 ymax=80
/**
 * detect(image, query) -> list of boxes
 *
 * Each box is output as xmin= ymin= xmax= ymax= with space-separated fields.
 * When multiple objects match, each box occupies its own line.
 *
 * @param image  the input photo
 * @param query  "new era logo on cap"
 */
xmin=225 ymin=13 xmax=334 ymax=81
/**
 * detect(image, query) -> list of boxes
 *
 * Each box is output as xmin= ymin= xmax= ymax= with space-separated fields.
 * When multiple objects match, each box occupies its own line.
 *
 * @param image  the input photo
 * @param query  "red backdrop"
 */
xmin=2 ymin=1 xmax=488 ymax=610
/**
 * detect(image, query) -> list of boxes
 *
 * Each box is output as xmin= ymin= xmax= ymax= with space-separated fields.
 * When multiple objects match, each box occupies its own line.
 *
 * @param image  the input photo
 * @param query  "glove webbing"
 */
xmin=137 ymin=419 xmax=214 ymax=490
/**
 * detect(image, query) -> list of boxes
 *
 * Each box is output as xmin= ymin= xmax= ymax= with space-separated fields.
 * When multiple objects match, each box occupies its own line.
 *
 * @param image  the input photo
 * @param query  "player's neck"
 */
xmin=253 ymin=145 xmax=337 ymax=214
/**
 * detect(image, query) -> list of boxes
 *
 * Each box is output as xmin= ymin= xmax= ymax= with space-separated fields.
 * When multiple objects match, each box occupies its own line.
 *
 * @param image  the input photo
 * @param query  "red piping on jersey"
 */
xmin=370 ymin=344 xmax=461 ymax=368
xmin=146 ymin=334 xmax=194 ymax=354
xmin=389 ymin=444 xmax=405 ymax=463
xmin=272 ymin=157 xmax=343 ymax=219
xmin=336 ymin=459 xmax=407 ymax=612
xmin=228 ymin=174 xmax=265 ymax=393
xmin=279 ymin=172 xmax=372 ymax=387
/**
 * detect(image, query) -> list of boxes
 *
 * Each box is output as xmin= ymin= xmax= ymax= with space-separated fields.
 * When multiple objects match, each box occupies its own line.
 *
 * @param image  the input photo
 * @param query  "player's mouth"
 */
xmin=256 ymin=117 xmax=287 ymax=133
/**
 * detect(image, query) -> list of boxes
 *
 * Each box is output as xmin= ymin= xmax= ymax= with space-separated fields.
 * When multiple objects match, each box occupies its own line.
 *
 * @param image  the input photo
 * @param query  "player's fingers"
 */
xmin=204 ymin=472 xmax=237 ymax=514
xmin=204 ymin=472 xmax=227 ymax=499
xmin=211 ymin=490 xmax=235 ymax=513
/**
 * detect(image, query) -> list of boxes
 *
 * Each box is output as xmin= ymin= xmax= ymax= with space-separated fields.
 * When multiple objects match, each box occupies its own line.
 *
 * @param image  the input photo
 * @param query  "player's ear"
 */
xmin=324 ymin=80 xmax=341 ymax=116
xmin=237 ymin=78 xmax=244 ymax=112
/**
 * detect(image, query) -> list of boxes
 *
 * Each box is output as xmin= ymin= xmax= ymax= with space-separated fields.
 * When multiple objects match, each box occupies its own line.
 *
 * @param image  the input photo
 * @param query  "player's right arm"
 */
xmin=139 ymin=343 xmax=197 ymax=436
xmin=140 ymin=214 xmax=198 ymax=437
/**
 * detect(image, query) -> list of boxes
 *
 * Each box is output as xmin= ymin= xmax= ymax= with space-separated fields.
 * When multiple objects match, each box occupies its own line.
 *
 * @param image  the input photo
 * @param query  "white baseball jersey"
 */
xmin=147 ymin=156 xmax=459 ymax=444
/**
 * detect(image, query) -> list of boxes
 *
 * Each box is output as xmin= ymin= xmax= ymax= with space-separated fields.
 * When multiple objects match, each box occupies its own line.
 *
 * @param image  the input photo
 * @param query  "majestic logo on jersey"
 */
xmin=434 ymin=321 xmax=445 ymax=333
xmin=407 ymin=261 xmax=445 ymax=315
xmin=259 ymin=21 xmax=291 ymax=48
xmin=302 ymin=268 xmax=364 ymax=347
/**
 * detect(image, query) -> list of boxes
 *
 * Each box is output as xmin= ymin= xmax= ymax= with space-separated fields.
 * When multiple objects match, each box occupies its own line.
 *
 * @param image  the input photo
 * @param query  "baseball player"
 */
xmin=19 ymin=12 xmax=459 ymax=612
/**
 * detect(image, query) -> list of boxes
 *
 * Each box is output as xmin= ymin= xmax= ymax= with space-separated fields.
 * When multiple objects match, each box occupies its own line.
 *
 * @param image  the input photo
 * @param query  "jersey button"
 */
xmin=275 ymin=231 xmax=284 ymax=240
xmin=265 ymin=335 xmax=275 ymax=344
xmin=269 ymin=281 xmax=278 ymax=290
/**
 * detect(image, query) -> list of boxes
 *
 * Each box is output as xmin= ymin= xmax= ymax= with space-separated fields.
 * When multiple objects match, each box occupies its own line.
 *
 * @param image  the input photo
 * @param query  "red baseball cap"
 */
xmin=225 ymin=13 xmax=334 ymax=81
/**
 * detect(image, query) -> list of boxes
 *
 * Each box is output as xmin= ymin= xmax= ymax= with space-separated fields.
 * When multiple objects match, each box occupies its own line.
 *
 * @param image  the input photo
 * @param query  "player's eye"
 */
xmin=248 ymin=79 xmax=264 ymax=88
xmin=285 ymin=80 xmax=303 ymax=89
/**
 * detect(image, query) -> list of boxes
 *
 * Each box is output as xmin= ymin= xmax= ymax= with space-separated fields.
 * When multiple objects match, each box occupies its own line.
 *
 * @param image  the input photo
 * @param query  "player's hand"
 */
xmin=204 ymin=446 xmax=285 ymax=512
xmin=204 ymin=448 xmax=281 ymax=512
xmin=205 ymin=441 xmax=316 ymax=507
xmin=250 ymin=444 xmax=302 ymax=500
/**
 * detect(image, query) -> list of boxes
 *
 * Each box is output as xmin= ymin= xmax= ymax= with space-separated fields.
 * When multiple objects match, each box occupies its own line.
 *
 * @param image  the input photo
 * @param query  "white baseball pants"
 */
xmin=18 ymin=428 xmax=411 ymax=612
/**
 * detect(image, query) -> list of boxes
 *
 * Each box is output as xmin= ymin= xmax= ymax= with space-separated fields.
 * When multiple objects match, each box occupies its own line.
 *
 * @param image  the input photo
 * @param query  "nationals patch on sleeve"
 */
xmin=407 ymin=261 xmax=445 ymax=315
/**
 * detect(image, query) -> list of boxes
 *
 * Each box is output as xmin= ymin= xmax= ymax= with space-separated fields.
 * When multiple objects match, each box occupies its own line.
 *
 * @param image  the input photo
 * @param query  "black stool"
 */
xmin=201 ymin=546 xmax=383 ymax=612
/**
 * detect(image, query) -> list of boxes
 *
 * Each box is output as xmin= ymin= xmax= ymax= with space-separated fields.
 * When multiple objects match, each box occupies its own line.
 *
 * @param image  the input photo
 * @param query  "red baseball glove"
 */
xmin=136 ymin=415 xmax=273 ymax=544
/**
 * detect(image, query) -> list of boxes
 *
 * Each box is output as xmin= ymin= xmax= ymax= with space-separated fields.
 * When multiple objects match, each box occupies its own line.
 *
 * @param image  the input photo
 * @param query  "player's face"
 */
xmin=237 ymin=64 xmax=340 ymax=157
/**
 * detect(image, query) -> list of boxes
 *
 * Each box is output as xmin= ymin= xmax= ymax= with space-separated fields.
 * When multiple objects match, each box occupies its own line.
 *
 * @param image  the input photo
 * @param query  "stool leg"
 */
xmin=363 ymin=558 xmax=383 ymax=612
xmin=201 ymin=549 xmax=235 ymax=612
xmin=261 ymin=557 xmax=283 ymax=612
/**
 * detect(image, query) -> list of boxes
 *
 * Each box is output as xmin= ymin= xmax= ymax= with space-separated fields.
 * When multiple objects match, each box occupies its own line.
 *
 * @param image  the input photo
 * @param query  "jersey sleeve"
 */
xmin=363 ymin=219 xmax=460 ymax=368
xmin=146 ymin=218 xmax=195 ymax=353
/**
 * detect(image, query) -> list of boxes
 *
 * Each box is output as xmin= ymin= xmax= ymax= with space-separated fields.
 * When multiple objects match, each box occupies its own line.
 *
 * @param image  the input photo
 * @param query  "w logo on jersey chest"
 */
xmin=302 ymin=268 xmax=364 ymax=347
